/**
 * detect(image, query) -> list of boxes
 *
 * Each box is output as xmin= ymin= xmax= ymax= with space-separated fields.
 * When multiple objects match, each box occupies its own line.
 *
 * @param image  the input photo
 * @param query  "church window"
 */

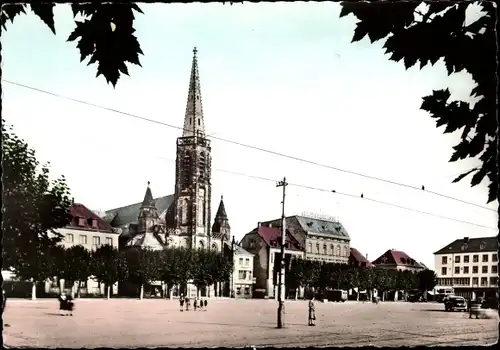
xmin=197 ymin=95 xmax=200 ymax=100
xmin=198 ymin=119 xmax=200 ymax=125
xmin=189 ymin=117 xmax=192 ymax=124
xmin=211 ymin=243 xmax=217 ymax=251
xmin=198 ymin=240 xmax=204 ymax=250
xmin=336 ymin=245 xmax=341 ymax=256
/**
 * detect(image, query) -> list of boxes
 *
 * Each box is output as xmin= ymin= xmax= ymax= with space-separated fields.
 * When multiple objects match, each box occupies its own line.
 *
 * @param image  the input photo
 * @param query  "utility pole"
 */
xmin=276 ymin=177 xmax=288 ymax=328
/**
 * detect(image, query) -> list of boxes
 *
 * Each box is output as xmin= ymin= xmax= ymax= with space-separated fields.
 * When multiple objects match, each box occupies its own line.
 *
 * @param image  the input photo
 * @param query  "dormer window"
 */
xmin=480 ymin=242 xmax=486 ymax=250
xmin=77 ymin=217 xmax=85 ymax=227
xmin=87 ymin=218 xmax=98 ymax=229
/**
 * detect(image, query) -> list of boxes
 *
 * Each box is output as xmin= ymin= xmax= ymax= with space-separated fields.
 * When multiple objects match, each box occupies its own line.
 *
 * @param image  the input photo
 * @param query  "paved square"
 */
xmin=3 ymin=299 xmax=498 ymax=347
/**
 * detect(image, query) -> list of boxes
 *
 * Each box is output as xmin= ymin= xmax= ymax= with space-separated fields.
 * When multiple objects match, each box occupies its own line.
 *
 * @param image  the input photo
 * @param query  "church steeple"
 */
xmin=141 ymin=181 xmax=155 ymax=208
xmin=212 ymin=195 xmax=230 ymax=241
xmin=182 ymin=47 xmax=205 ymax=138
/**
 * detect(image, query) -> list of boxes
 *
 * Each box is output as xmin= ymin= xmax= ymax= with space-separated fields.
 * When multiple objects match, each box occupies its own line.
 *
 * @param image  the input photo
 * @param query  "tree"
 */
xmin=340 ymin=2 xmax=497 ymax=203
xmin=124 ymin=247 xmax=162 ymax=299
xmin=2 ymin=120 xmax=73 ymax=300
xmin=417 ymin=269 xmax=438 ymax=294
xmin=58 ymin=245 xmax=92 ymax=298
xmin=91 ymin=245 xmax=128 ymax=299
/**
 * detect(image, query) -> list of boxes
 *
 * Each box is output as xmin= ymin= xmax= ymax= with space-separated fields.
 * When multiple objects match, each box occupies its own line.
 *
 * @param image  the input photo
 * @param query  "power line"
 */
xmin=3 ymin=79 xmax=496 ymax=213
xmin=151 ymin=156 xmax=496 ymax=230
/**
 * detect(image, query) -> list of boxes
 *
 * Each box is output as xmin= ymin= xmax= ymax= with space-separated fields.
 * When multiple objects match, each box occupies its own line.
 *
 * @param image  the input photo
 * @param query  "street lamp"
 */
xmin=231 ymin=235 xmax=235 ymax=298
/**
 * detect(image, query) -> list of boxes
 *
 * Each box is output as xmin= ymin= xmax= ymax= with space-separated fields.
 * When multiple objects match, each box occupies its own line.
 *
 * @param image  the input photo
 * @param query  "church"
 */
xmin=103 ymin=48 xmax=233 ymax=297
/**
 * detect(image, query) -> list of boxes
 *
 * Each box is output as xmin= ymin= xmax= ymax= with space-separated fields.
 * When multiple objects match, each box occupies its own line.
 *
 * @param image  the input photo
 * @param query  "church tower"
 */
xmin=172 ymin=47 xmax=212 ymax=249
xmin=212 ymin=195 xmax=230 ymax=242
xmin=137 ymin=181 xmax=160 ymax=235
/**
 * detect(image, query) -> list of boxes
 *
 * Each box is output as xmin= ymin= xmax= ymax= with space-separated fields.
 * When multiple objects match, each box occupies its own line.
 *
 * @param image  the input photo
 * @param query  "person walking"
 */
xmin=185 ymin=297 xmax=190 ymax=311
xmin=203 ymin=298 xmax=208 ymax=311
xmin=193 ymin=298 xmax=198 ymax=311
xmin=308 ymin=296 xmax=316 ymax=326
xmin=179 ymin=293 xmax=185 ymax=312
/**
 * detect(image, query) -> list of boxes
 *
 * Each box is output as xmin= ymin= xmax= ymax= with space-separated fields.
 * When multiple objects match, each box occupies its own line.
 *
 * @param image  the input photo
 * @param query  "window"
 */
xmin=78 ymin=217 xmax=85 ymax=226
xmin=92 ymin=236 xmax=100 ymax=246
xmin=106 ymin=237 xmax=113 ymax=246
xmin=316 ymin=244 xmax=320 ymax=254
xmin=463 ymin=266 xmax=469 ymax=274
xmin=490 ymin=277 xmax=498 ymax=286
xmin=248 ymin=271 xmax=252 ymax=280
xmin=482 ymin=266 xmax=488 ymax=274
xmin=441 ymin=267 xmax=447 ymax=275
xmin=482 ymin=254 xmax=488 ymax=262
xmin=308 ymin=243 xmax=312 ymax=253
xmin=492 ymin=265 xmax=498 ymax=274
xmin=238 ymin=270 xmax=246 ymax=280
xmin=66 ymin=234 xmax=74 ymax=243
xmin=481 ymin=277 xmax=488 ymax=286
xmin=245 ymin=258 xmax=249 ymax=266
xmin=79 ymin=280 xmax=87 ymax=288
xmin=336 ymin=245 xmax=341 ymax=256
xmin=239 ymin=257 xmax=243 ymax=265
xmin=250 ymin=240 xmax=255 ymax=249
xmin=454 ymin=267 xmax=460 ymax=274
xmin=472 ymin=266 xmax=478 ymax=274
xmin=454 ymin=256 xmax=460 ymax=263
xmin=464 ymin=255 xmax=470 ymax=263
xmin=323 ymin=245 xmax=327 ymax=255
xmin=441 ymin=256 xmax=447 ymax=264
xmin=493 ymin=254 xmax=498 ymax=262
xmin=330 ymin=244 xmax=334 ymax=255
xmin=79 ymin=235 xmax=87 ymax=245
xmin=472 ymin=277 xmax=479 ymax=286
xmin=473 ymin=255 xmax=479 ymax=263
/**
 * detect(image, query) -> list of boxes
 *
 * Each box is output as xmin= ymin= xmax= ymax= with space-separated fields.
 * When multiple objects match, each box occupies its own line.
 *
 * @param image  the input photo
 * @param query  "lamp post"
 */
xmin=276 ymin=177 xmax=288 ymax=328
xmin=231 ymin=235 xmax=235 ymax=298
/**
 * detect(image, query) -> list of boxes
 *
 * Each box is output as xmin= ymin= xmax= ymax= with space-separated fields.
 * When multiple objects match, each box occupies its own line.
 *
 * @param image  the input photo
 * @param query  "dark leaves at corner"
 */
xmin=1 ymin=4 xmax=27 ymax=30
xmin=30 ymin=3 xmax=56 ymax=34
xmin=469 ymin=167 xmax=486 ymax=187
xmin=452 ymin=168 xmax=478 ymax=183
xmin=67 ymin=4 xmax=144 ymax=87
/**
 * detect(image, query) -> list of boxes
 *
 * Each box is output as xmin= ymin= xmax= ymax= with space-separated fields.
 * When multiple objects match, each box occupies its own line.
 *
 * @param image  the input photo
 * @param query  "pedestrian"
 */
xmin=203 ymin=298 xmax=208 ymax=311
xmin=185 ymin=297 xmax=190 ymax=311
xmin=199 ymin=298 xmax=204 ymax=311
xmin=179 ymin=293 xmax=185 ymax=312
xmin=308 ymin=296 xmax=316 ymax=326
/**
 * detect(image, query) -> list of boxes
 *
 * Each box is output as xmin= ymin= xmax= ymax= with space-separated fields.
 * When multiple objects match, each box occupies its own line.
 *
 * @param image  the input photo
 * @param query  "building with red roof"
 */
xmin=371 ymin=249 xmax=424 ymax=272
xmin=240 ymin=223 xmax=305 ymax=299
xmin=349 ymin=248 xmax=374 ymax=268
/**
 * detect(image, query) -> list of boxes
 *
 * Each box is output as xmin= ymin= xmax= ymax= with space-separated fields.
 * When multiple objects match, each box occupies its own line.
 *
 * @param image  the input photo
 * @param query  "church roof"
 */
xmin=182 ymin=46 xmax=205 ymax=137
xmin=105 ymin=195 xmax=174 ymax=227
xmin=214 ymin=195 xmax=228 ymax=220
xmin=141 ymin=182 xmax=156 ymax=208
xmin=126 ymin=233 xmax=165 ymax=250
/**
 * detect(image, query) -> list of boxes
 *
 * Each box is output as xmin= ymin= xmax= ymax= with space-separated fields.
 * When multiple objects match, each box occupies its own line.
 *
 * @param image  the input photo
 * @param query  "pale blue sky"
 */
xmin=2 ymin=2 xmax=497 ymax=269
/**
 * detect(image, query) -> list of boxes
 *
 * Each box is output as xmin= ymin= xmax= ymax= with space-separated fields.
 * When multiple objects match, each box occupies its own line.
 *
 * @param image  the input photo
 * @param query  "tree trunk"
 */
xmin=139 ymin=284 xmax=144 ymax=300
xmin=356 ymin=288 xmax=360 ymax=301
xmin=59 ymin=278 xmax=65 ymax=295
xmin=31 ymin=281 xmax=37 ymax=300
xmin=70 ymin=283 xmax=75 ymax=298
xmin=107 ymin=285 xmax=111 ymax=300
xmin=77 ymin=282 xmax=81 ymax=299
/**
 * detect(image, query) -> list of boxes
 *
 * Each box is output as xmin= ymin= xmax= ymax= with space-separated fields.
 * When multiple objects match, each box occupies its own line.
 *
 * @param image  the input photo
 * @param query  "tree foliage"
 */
xmin=1 ymin=119 xmax=72 ymax=282
xmin=1 ymin=3 xmax=144 ymax=87
xmin=90 ymin=245 xmax=128 ymax=288
xmin=124 ymin=247 xmax=162 ymax=286
xmin=417 ymin=268 xmax=438 ymax=292
xmin=340 ymin=1 xmax=497 ymax=203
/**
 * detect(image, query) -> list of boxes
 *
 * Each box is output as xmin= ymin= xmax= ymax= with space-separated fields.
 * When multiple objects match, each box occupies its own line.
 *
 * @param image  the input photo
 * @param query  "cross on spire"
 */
xmin=182 ymin=47 xmax=205 ymax=137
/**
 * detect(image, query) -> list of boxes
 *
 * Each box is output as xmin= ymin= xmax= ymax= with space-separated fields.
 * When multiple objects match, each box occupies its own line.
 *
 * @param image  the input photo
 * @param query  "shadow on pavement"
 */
xmin=177 ymin=320 xmax=308 ymax=329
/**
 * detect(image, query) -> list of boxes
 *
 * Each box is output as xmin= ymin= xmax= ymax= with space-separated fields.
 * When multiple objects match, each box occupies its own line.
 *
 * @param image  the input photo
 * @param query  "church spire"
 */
xmin=141 ymin=181 xmax=156 ymax=208
xmin=182 ymin=47 xmax=205 ymax=137
xmin=215 ymin=195 xmax=228 ymax=220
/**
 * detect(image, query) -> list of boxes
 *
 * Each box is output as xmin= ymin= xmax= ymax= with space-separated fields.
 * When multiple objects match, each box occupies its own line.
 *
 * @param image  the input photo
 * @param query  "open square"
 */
xmin=3 ymin=299 xmax=498 ymax=348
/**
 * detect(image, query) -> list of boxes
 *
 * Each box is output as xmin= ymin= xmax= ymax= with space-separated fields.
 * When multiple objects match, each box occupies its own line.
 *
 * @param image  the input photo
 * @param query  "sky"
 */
xmin=2 ymin=2 xmax=497 ymax=270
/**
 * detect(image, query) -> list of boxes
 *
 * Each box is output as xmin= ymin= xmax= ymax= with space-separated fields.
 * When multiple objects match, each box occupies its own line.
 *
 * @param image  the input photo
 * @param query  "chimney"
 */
xmin=257 ymin=222 xmax=261 ymax=228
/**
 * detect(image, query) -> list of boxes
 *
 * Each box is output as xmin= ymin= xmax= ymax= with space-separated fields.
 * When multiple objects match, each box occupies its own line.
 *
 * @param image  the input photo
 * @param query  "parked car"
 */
xmin=408 ymin=290 xmax=426 ymax=302
xmin=326 ymin=289 xmax=347 ymax=302
xmin=445 ymin=296 xmax=467 ymax=312
xmin=481 ymin=296 xmax=498 ymax=310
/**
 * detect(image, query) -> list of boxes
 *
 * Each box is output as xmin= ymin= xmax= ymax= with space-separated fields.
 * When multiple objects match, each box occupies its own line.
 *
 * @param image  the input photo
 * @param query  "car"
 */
xmin=445 ymin=296 xmax=467 ymax=312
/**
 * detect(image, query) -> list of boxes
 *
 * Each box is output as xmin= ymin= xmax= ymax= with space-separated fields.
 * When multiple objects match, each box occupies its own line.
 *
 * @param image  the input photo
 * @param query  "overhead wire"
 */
xmin=151 ymin=156 xmax=497 ymax=231
xmin=3 ymin=79 xmax=497 ymax=214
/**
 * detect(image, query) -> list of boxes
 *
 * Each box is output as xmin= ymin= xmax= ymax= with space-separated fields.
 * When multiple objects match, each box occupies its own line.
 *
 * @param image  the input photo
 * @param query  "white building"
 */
xmin=231 ymin=244 xmax=255 ymax=298
xmin=434 ymin=236 xmax=498 ymax=300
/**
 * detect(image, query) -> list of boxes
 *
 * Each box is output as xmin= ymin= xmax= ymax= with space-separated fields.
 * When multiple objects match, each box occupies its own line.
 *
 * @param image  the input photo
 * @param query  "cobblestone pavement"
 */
xmin=3 ymin=299 xmax=498 ymax=348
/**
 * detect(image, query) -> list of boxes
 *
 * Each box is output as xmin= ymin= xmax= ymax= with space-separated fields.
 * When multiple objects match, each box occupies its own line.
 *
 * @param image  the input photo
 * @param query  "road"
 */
xmin=3 ymin=298 xmax=498 ymax=347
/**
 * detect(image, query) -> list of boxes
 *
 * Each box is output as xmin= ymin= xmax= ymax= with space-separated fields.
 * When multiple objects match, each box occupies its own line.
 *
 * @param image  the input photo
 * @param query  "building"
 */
xmin=104 ymin=48 xmax=232 ymax=298
xmin=51 ymin=203 xmax=120 ymax=296
xmin=349 ymin=248 xmax=374 ymax=268
xmin=371 ymin=249 xmax=425 ymax=272
xmin=240 ymin=223 xmax=304 ymax=299
xmin=230 ymin=244 xmax=255 ymax=299
xmin=434 ymin=236 xmax=498 ymax=300
xmin=260 ymin=215 xmax=350 ymax=264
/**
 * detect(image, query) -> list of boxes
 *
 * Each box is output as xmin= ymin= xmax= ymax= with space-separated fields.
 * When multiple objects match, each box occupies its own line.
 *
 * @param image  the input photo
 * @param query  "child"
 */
xmin=308 ymin=296 xmax=316 ymax=326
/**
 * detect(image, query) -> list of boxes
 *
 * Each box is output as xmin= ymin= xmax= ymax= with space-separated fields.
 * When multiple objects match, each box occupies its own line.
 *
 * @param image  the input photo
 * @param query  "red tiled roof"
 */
xmin=255 ymin=226 xmax=302 ymax=251
xmin=69 ymin=203 xmax=114 ymax=232
xmin=372 ymin=249 xmax=423 ymax=268
xmin=350 ymin=248 xmax=374 ymax=267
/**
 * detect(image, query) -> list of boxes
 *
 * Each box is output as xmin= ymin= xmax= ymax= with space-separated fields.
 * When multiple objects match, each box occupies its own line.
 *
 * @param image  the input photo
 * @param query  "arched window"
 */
xmin=181 ymin=199 xmax=189 ymax=225
xmin=343 ymin=246 xmax=348 ymax=257
xmin=336 ymin=245 xmax=341 ymax=256
xmin=198 ymin=240 xmax=204 ymax=250
xmin=211 ymin=243 xmax=218 ymax=251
